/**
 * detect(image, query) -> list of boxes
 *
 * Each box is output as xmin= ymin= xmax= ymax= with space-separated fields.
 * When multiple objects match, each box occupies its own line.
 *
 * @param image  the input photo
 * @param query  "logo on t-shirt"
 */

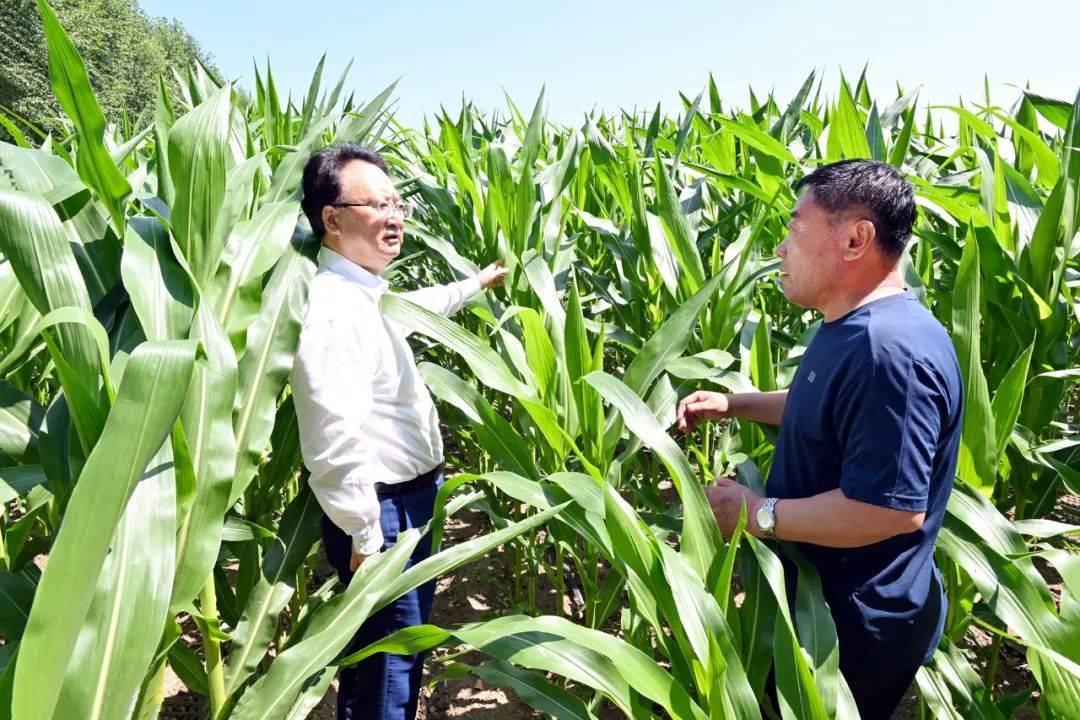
xmin=807 ymin=370 xmax=816 ymax=383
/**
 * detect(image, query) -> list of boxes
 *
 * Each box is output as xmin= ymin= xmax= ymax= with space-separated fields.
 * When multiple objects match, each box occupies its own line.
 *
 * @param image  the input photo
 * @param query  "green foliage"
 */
xmin=0 ymin=0 xmax=217 ymax=141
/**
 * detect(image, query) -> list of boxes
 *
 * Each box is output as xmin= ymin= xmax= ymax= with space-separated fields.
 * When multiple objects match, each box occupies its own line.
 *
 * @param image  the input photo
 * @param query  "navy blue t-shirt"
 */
xmin=768 ymin=290 xmax=962 ymax=667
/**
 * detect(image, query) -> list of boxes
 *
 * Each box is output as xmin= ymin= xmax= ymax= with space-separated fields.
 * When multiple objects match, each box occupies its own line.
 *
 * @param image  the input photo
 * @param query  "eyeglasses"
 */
xmin=331 ymin=200 xmax=414 ymax=219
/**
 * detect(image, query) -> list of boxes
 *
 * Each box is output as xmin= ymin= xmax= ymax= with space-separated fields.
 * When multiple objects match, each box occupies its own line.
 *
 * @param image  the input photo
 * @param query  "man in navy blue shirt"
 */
xmin=677 ymin=160 xmax=963 ymax=719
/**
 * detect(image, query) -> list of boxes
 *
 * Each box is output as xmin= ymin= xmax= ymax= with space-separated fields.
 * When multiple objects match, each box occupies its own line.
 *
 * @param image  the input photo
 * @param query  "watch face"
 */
xmin=756 ymin=506 xmax=774 ymax=530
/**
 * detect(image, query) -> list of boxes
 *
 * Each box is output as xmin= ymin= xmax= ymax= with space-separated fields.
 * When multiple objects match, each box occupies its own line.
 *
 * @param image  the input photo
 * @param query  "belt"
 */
xmin=374 ymin=463 xmax=444 ymax=499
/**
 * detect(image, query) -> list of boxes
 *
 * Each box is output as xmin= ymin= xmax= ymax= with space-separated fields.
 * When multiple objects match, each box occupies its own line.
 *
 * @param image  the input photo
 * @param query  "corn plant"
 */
xmin=0 ymin=4 xmax=564 ymax=720
xmin=388 ymin=69 xmax=1079 ymax=717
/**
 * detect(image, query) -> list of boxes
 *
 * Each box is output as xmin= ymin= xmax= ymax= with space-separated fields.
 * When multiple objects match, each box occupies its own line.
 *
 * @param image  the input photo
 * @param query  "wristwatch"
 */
xmin=756 ymin=497 xmax=779 ymax=540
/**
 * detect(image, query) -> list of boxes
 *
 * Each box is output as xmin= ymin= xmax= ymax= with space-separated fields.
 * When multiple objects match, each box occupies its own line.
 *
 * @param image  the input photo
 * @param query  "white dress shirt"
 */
xmin=291 ymin=245 xmax=481 ymax=555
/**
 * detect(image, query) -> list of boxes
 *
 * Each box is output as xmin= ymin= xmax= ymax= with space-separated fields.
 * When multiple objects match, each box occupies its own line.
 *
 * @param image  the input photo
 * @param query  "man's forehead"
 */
xmin=339 ymin=160 xmax=394 ymax=193
xmin=792 ymin=190 xmax=837 ymax=225
xmin=792 ymin=187 xmax=819 ymax=214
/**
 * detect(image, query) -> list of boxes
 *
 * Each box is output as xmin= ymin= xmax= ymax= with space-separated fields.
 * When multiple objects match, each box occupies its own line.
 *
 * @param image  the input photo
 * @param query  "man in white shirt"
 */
xmin=292 ymin=143 xmax=506 ymax=720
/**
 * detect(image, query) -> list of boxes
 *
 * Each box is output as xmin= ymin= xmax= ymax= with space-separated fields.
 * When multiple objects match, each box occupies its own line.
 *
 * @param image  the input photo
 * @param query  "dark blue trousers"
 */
xmin=765 ymin=559 xmax=944 ymax=720
xmin=321 ymin=475 xmax=441 ymax=720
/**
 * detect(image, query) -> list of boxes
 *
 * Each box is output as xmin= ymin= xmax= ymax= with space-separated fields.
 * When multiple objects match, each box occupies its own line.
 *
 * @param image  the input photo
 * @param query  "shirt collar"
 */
xmin=317 ymin=245 xmax=389 ymax=296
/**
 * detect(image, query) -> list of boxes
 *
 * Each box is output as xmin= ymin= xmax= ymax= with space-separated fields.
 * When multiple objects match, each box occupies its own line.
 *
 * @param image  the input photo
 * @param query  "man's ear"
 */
xmin=322 ymin=205 xmax=339 ymax=237
xmin=844 ymin=218 xmax=876 ymax=261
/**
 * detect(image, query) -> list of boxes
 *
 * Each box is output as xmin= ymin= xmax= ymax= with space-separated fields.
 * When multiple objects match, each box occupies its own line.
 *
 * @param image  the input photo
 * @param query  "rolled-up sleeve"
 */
xmin=400 ymin=277 xmax=482 ymax=318
xmin=291 ymin=309 xmax=384 ymax=555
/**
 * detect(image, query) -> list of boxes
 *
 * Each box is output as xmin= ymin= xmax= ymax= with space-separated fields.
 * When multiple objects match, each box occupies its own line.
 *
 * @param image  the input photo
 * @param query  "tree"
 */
xmin=0 ymin=0 xmax=219 ymax=140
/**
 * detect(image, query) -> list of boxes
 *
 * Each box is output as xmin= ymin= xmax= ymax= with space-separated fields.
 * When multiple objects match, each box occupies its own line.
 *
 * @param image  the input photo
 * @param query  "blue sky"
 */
xmin=140 ymin=0 xmax=1079 ymax=125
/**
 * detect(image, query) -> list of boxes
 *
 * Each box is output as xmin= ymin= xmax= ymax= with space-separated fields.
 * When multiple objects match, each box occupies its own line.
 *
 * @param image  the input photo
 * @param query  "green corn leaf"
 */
xmin=225 ymin=488 xmax=323 ymax=697
xmin=653 ymin=153 xmax=706 ymax=294
xmin=13 ymin=340 xmax=198 ymax=720
xmin=382 ymin=293 xmax=534 ymax=400
xmin=451 ymin=615 xmax=711 ymax=720
xmin=745 ymin=538 xmax=830 ymax=720
xmin=419 ymin=363 xmax=539 ymax=480
xmin=36 ymin=0 xmax=131 ymax=236
xmin=0 ymin=380 xmax=42 ymax=464
xmin=230 ymin=504 xmax=565 ymax=720
xmin=917 ymin=640 xmax=1006 ymax=719
xmin=171 ymin=304 xmax=239 ymax=610
xmin=585 ymin=371 xmax=720 ymax=581
xmin=0 ymin=572 xmax=34 ymax=642
xmin=0 ymin=190 xmax=103 ymax=451
xmin=54 ymin=439 xmax=177 ymax=720
xmin=716 ymin=117 xmax=797 ymax=165
xmin=887 ymin=102 xmax=917 ymax=168
xmin=231 ymin=237 xmax=316 ymax=502
xmin=951 ymin=231 xmax=997 ymax=494
xmin=989 ymin=343 xmax=1034 ymax=463
xmin=168 ymin=85 xmax=234 ymax=288
xmin=121 ymin=216 xmax=196 ymax=342
xmin=826 ymin=77 xmax=872 ymax=161
xmin=209 ymin=201 xmax=300 ymax=352
xmin=470 ymin=659 xmax=598 ymax=720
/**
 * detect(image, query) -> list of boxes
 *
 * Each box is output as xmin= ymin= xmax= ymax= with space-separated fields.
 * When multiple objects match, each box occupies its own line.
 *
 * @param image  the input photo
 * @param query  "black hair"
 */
xmin=794 ymin=159 xmax=916 ymax=258
xmin=300 ymin=143 xmax=389 ymax=239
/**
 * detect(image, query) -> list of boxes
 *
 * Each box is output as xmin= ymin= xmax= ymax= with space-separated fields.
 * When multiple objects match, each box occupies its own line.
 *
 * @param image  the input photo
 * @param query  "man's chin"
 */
xmin=781 ymin=286 xmax=805 ymax=307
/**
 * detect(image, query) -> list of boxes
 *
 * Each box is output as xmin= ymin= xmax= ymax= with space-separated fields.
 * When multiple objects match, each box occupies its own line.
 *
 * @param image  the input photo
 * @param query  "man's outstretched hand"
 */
xmin=478 ymin=260 xmax=508 ymax=290
xmin=676 ymin=391 xmax=732 ymax=434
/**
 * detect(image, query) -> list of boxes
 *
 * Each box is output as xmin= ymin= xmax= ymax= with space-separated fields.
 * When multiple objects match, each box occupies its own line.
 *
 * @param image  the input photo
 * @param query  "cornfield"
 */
xmin=0 ymin=2 xmax=1078 ymax=718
